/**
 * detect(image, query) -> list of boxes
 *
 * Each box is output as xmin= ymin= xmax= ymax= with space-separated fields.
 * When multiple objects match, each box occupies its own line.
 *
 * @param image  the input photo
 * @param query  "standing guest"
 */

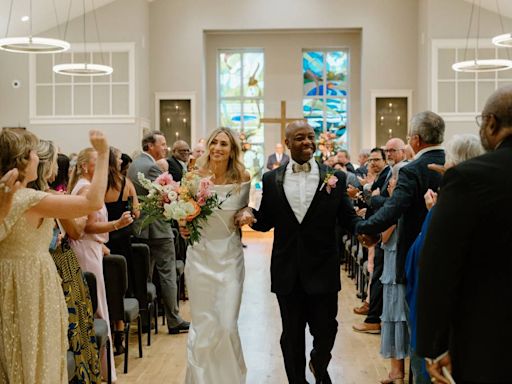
xmin=406 ymin=134 xmax=484 ymax=384
xmin=120 ymin=153 xmax=132 ymax=177
xmin=404 ymin=145 xmax=415 ymax=161
xmin=156 ymin=158 xmax=169 ymax=173
xmin=69 ymin=147 xmax=133 ymax=378
xmin=249 ymin=121 xmax=361 ymax=384
xmin=188 ymin=143 xmax=206 ymax=171
xmin=50 ymin=153 xmax=70 ymax=192
xmin=0 ymin=168 xmax=21 ymax=222
xmin=0 ymin=129 xmax=109 ymax=384
xmin=355 ymin=148 xmax=370 ymax=178
xmin=167 ymin=140 xmax=191 ymax=182
xmin=30 ymin=139 xmax=102 ymax=384
xmin=105 ymin=147 xmax=140 ymax=297
xmin=356 ymin=111 xmax=445 ymax=289
xmin=336 ymin=149 xmax=356 ymax=173
xmin=417 ymin=87 xmax=512 ymax=384
xmin=266 ymin=143 xmax=290 ymax=170
xmin=128 ymin=131 xmax=189 ymax=334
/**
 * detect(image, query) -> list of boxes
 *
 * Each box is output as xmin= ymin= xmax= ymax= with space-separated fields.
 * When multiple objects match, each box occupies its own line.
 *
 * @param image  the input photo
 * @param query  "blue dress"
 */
xmin=380 ymin=229 xmax=410 ymax=359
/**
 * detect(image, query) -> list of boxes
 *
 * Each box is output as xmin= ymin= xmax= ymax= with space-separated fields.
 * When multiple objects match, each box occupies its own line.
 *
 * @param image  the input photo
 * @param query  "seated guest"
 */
xmin=406 ymin=134 xmax=483 ymax=384
xmin=0 ymin=129 xmax=109 ymax=383
xmin=30 ymin=139 xmax=102 ymax=383
xmin=266 ymin=143 xmax=289 ymax=170
xmin=167 ymin=140 xmax=190 ymax=182
xmin=417 ymin=87 xmax=512 ymax=384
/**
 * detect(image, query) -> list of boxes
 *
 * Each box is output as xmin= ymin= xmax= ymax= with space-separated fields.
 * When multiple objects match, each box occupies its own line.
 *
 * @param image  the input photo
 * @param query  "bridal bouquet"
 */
xmin=137 ymin=171 xmax=219 ymax=245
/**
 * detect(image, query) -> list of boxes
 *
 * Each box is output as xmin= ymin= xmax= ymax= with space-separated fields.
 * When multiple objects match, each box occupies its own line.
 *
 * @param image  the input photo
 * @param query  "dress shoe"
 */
xmin=353 ymin=301 xmax=369 ymax=316
xmin=168 ymin=320 xmax=190 ymax=334
xmin=308 ymin=361 xmax=332 ymax=384
xmin=352 ymin=322 xmax=381 ymax=334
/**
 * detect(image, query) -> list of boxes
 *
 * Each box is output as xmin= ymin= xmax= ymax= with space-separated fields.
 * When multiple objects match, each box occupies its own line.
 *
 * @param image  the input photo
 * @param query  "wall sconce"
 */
xmin=380 ymin=115 xmax=384 ymax=126
xmin=396 ymin=115 xmax=401 ymax=126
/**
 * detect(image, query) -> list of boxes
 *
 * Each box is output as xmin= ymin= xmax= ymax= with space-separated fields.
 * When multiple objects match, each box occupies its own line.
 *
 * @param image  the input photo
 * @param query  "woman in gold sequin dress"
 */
xmin=0 ymin=129 xmax=109 ymax=383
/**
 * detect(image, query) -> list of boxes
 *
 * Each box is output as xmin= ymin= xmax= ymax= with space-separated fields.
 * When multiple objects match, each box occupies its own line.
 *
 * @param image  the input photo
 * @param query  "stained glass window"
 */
xmin=218 ymin=50 xmax=265 ymax=182
xmin=303 ymin=50 xmax=349 ymax=149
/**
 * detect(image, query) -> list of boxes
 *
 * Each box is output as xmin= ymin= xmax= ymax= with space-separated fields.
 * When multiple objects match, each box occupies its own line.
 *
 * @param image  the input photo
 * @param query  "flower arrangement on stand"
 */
xmin=137 ymin=172 xmax=219 ymax=245
xmin=315 ymin=132 xmax=338 ymax=162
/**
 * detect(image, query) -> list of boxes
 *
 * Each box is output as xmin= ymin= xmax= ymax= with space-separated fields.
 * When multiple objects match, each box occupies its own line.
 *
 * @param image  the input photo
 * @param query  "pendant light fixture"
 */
xmin=452 ymin=0 xmax=512 ymax=73
xmin=53 ymin=0 xmax=113 ymax=77
xmin=492 ymin=1 xmax=512 ymax=47
xmin=0 ymin=0 xmax=70 ymax=53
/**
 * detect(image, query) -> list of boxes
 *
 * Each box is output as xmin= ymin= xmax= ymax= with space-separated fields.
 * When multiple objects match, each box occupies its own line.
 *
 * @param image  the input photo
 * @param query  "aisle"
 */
xmin=117 ymin=231 xmax=387 ymax=383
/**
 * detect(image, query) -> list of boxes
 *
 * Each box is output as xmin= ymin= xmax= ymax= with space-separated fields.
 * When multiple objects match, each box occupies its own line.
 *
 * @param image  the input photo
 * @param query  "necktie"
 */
xmin=292 ymin=162 xmax=312 ymax=173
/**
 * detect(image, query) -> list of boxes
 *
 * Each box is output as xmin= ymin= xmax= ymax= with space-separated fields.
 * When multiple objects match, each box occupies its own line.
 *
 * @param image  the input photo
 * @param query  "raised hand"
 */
xmin=424 ymin=188 xmax=438 ymax=210
xmin=0 ymin=169 xmax=21 ymax=223
xmin=89 ymin=130 xmax=109 ymax=155
xmin=371 ymin=187 xmax=380 ymax=197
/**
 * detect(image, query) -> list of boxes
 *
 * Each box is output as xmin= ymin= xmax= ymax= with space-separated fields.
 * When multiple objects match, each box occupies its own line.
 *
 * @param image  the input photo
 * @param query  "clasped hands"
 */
xmin=357 ymin=233 xmax=381 ymax=248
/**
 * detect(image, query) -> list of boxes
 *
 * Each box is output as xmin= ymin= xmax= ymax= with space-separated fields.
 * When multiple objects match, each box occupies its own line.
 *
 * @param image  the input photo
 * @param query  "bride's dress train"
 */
xmin=185 ymin=182 xmax=250 ymax=384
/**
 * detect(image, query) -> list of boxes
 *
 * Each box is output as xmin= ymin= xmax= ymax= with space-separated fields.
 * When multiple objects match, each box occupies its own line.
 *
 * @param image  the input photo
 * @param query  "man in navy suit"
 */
xmin=251 ymin=121 xmax=361 ymax=384
xmin=266 ymin=143 xmax=290 ymax=170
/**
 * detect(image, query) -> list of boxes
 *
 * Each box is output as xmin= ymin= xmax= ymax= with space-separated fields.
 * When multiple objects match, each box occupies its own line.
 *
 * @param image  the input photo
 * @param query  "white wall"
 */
xmin=204 ymin=30 xmax=361 ymax=157
xmin=149 ymin=0 xmax=419 ymax=157
xmin=0 ymin=0 xmax=150 ymax=154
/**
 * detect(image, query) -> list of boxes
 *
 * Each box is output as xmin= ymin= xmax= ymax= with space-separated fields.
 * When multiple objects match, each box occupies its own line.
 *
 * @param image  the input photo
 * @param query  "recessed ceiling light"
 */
xmin=21 ymin=16 xmax=30 ymax=22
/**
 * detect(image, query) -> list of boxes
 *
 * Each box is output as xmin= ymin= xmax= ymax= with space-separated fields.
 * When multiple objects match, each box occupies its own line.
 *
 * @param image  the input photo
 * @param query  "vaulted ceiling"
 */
xmin=0 ymin=0 xmax=117 ymax=37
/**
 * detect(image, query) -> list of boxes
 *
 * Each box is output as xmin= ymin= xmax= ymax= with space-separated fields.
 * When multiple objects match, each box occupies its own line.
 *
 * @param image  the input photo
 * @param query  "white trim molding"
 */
xmin=370 ymin=89 xmax=413 ymax=147
xmin=154 ymin=92 xmax=197 ymax=143
xmin=29 ymin=42 xmax=136 ymax=124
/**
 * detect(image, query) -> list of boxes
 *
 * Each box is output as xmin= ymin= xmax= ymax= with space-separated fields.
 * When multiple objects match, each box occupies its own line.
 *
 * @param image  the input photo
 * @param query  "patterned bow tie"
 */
xmin=292 ymin=162 xmax=312 ymax=173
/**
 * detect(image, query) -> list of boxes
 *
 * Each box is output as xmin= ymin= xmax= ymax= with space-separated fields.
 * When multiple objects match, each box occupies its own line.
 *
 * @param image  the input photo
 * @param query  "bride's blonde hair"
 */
xmin=196 ymin=127 xmax=246 ymax=184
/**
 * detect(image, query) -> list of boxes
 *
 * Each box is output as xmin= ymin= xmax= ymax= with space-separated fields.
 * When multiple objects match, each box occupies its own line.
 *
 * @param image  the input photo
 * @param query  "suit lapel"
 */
xmin=274 ymin=165 xmax=300 ymax=224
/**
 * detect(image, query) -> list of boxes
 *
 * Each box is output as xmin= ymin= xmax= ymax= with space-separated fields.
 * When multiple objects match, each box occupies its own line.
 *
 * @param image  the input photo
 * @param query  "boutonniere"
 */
xmin=319 ymin=173 xmax=338 ymax=194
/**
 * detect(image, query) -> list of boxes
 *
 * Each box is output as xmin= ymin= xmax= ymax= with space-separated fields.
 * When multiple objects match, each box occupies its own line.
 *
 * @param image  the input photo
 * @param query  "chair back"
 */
xmin=103 ymin=254 xmax=128 ymax=322
xmin=131 ymin=243 xmax=150 ymax=308
xmin=83 ymin=271 xmax=98 ymax=314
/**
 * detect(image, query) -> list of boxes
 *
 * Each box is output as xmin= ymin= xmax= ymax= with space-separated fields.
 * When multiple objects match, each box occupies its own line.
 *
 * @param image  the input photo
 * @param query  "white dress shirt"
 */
xmin=276 ymin=153 xmax=282 ymax=162
xmin=283 ymin=158 xmax=320 ymax=223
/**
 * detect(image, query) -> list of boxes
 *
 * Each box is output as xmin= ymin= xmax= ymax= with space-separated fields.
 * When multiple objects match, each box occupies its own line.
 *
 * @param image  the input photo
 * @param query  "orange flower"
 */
xmin=186 ymin=201 xmax=201 ymax=222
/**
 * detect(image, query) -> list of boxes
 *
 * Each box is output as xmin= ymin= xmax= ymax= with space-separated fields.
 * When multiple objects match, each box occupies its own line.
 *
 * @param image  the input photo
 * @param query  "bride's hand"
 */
xmin=234 ymin=207 xmax=256 ymax=227
xmin=179 ymin=225 xmax=191 ymax=239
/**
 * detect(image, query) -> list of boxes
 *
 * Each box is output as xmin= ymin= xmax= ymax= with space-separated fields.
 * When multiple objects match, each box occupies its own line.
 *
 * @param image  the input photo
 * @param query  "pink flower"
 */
xmin=197 ymin=197 xmax=206 ymax=206
xmin=321 ymin=174 xmax=338 ymax=194
xmin=155 ymin=172 xmax=174 ymax=186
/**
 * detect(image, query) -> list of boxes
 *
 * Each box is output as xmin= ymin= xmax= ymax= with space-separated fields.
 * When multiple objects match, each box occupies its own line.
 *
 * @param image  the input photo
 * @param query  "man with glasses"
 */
xmin=167 ymin=140 xmax=191 ymax=182
xmin=417 ymin=87 xmax=512 ymax=384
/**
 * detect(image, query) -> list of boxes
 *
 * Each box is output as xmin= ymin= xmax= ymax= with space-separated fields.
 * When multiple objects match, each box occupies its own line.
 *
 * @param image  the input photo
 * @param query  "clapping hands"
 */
xmin=424 ymin=189 xmax=438 ymax=211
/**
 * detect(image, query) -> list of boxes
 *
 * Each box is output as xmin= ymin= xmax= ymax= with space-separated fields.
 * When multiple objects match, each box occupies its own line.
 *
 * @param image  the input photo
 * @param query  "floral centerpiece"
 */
xmin=137 ymin=171 xmax=219 ymax=245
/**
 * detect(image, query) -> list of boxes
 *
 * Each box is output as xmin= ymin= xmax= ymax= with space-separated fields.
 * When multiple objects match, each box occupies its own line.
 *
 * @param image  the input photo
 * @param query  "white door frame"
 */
xmin=370 ymin=89 xmax=413 ymax=146
xmin=154 ymin=92 xmax=197 ymax=144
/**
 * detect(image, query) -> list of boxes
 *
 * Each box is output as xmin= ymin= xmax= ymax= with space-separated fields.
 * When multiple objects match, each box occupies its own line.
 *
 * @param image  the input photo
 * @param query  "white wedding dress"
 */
xmin=185 ymin=181 xmax=250 ymax=384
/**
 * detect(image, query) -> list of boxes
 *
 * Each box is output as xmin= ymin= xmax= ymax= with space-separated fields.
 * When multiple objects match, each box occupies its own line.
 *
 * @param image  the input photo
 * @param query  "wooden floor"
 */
xmin=114 ymin=231 xmax=388 ymax=384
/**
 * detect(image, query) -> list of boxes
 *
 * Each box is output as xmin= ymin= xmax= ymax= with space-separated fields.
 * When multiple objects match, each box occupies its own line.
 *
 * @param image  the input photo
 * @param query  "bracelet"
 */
xmin=113 ymin=221 xmax=119 ymax=231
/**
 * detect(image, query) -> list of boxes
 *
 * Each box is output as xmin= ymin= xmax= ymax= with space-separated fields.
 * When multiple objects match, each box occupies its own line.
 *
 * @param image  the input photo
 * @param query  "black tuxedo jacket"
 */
xmin=364 ymin=165 xmax=391 ymax=218
xmin=356 ymin=149 xmax=445 ymax=283
xmin=266 ymin=153 xmax=290 ymax=170
xmin=253 ymin=162 xmax=361 ymax=295
xmin=416 ymin=137 xmax=512 ymax=382
xmin=167 ymin=156 xmax=184 ymax=182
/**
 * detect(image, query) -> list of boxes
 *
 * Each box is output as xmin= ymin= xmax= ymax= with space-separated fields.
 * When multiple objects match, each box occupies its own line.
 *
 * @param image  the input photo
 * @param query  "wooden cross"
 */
xmin=260 ymin=100 xmax=306 ymax=142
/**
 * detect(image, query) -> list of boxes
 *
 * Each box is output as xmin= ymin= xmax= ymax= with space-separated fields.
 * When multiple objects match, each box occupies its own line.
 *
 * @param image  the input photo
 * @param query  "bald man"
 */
xmin=417 ymin=86 xmax=512 ymax=384
xmin=167 ymin=140 xmax=190 ymax=182
xmin=252 ymin=120 xmax=361 ymax=384
xmin=266 ymin=143 xmax=290 ymax=170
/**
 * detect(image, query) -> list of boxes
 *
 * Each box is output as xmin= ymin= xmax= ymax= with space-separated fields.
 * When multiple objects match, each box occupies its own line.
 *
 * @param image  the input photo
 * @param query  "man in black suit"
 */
xmin=266 ymin=143 xmax=290 ymax=170
xmin=250 ymin=121 xmax=361 ymax=384
xmin=416 ymin=87 xmax=512 ymax=384
xmin=167 ymin=140 xmax=190 ymax=182
xmin=356 ymin=111 xmax=445 ymax=287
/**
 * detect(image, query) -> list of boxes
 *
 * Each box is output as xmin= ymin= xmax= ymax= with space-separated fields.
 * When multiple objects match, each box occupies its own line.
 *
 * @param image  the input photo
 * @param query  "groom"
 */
xmin=250 ymin=121 xmax=361 ymax=384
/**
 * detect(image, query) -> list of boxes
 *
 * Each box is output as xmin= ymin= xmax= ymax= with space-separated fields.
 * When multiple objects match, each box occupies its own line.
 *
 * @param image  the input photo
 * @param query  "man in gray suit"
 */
xmin=128 ymin=131 xmax=189 ymax=334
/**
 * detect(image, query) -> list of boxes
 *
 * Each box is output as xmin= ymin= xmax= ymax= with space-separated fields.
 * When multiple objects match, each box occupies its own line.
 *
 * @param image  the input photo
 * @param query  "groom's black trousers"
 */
xmin=276 ymin=285 xmax=338 ymax=384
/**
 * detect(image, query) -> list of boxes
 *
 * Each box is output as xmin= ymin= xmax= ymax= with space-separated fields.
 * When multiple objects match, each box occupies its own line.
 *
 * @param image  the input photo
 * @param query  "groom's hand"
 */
xmin=357 ymin=233 xmax=380 ymax=248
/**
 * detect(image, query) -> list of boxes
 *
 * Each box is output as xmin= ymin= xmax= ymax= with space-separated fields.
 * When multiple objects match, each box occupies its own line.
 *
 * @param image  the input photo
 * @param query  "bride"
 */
xmin=180 ymin=127 xmax=253 ymax=384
